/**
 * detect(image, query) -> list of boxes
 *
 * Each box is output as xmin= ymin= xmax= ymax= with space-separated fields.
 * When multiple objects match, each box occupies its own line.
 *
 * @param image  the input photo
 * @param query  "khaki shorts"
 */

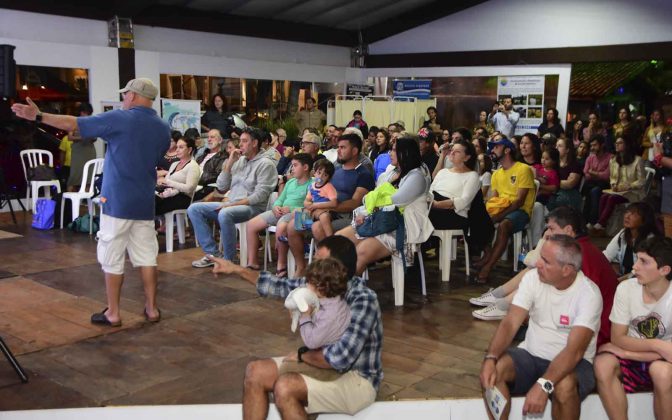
xmin=272 ymin=357 xmax=376 ymax=415
xmin=97 ymin=213 xmax=159 ymax=275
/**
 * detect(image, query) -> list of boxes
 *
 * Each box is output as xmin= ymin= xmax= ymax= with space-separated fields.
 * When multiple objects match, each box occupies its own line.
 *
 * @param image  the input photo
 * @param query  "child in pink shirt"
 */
xmin=536 ymin=149 xmax=560 ymax=205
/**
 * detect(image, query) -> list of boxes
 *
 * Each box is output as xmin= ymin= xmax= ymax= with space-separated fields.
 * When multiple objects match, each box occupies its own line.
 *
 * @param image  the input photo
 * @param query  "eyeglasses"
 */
xmin=301 ymin=141 xmax=317 ymax=146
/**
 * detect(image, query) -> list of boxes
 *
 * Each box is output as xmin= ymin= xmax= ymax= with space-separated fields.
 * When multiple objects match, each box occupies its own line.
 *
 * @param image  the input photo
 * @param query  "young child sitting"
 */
xmin=535 ymin=148 xmax=560 ymax=205
xmin=304 ymin=159 xmax=338 ymax=236
xmin=279 ymin=257 xmax=351 ymax=378
xmin=594 ymin=236 xmax=672 ymax=420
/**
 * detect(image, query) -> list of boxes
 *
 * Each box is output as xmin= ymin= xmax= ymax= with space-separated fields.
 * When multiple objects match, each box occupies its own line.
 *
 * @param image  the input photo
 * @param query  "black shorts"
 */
xmin=506 ymin=347 xmax=595 ymax=400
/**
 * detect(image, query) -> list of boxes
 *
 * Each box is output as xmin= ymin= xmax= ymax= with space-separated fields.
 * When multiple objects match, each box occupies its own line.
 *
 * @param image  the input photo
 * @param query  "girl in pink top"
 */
xmin=536 ymin=148 xmax=560 ymax=205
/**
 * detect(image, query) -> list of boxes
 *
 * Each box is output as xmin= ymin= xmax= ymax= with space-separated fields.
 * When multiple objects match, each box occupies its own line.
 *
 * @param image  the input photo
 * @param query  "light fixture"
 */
xmin=40 ymin=85 xmax=45 ymax=89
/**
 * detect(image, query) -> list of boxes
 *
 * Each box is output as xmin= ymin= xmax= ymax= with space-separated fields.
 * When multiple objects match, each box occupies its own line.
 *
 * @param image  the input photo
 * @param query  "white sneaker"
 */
xmin=192 ymin=256 xmax=215 ymax=268
xmin=472 ymin=304 xmax=507 ymax=321
xmin=469 ymin=289 xmax=496 ymax=307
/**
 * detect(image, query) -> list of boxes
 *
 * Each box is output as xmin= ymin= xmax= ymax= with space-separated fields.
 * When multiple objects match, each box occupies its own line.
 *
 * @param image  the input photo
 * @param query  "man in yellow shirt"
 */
xmin=58 ymin=135 xmax=72 ymax=187
xmin=474 ymin=137 xmax=535 ymax=282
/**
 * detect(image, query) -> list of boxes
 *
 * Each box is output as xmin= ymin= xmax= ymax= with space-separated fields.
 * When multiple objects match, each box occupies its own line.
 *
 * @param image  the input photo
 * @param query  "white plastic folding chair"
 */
xmin=20 ymin=149 xmax=61 ymax=213
xmin=165 ymin=185 xmax=203 ymax=253
xmin=431 ymin=229 xmax=469 ymax=282
xmin=60 ymin=158 xmax=104 ymax=229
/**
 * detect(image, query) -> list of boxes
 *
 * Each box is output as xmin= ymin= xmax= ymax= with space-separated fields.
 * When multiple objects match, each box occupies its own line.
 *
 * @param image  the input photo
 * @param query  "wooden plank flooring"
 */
xmin=0 ymin=210 xmax=609 ymax=410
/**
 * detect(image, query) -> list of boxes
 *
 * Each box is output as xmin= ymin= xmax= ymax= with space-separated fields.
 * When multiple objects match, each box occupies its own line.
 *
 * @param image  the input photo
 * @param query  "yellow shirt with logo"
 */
xmin=491 ymin=161 xmax=535 ymax=216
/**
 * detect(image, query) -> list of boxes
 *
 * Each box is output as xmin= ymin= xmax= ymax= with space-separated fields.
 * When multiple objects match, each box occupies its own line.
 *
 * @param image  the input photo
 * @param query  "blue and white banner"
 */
xmin=393 ymin=79 xmax=431 ymax=99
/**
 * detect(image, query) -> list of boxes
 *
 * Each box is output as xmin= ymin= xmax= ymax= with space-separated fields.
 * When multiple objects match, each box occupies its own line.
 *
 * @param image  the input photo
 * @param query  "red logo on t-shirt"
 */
xmin=560 ymin=315 xmax=570 ymax=325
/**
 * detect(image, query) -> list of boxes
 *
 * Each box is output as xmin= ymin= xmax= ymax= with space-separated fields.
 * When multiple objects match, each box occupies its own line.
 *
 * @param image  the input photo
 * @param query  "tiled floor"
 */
xmin=0 ymin=210 xmax=609 ymax=411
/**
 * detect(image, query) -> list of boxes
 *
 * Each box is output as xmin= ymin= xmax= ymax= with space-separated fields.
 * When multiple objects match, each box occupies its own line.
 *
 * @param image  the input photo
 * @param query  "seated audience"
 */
xmin=304 ymin=159 xmax=338 ymax=237
xmin=592 ymin=137 xmax=646 ymax=232
xmin=478 ymin=153 xmax=493 ymax=199
xmin=603 ymin=202 xmax=660 ymax=280
xmin=370 ymin=129 xmax=391 ymax=179
xmin=576 ymin=140 xmax=589 ymax=169
xmin=428 ymin=139 xmax=480 ymax=234
xmin=243 ymin=153 xmax=312 ymax=272
xmin=189 ymin=128 xmax=277 ymax=267
xmin=157 ymin=130 xmax=181 ymax=171
xmin=155 ymin=137 xmax=200 ymax=215
xmin=337 ymin=137 xmax=431 ymax=275
xmin=193 ymin=129 xmax=228 ymax=201
xmin=418 ymin=128 xmax=439 ymax=173
xmin=422 ymin=106 xmax=443 ymax=134
xmin=473 ymin=137 xmax=535 ymax=283
xmin=654 ymin=132 xmax=672 ymax=237
xmin=582 ymin=113 xmax=608 ymax=147
xmin=535 ymin=148 xmax=560 ymax=206
xmin=340 ymin=127 xmax=374 ymax=175
xmin=641 ymin=109 xmax=667 ymax=161
xmin=613 ymin=107 xmax=640 ymax=154
xmin=365 ymin=126 xmax=379 ymax=157
xmin=209 ymin=235 xmax=382 ymax=419
xmin=287 ymin=134 xmax=374 ymax=276
xmin=547 ymin=137 xmax=583 ymax=211
xmin=594 ymin=237 xmax=672 ymax=420
xmin=471 ymin=207 xmax=618 ymax=350
xmin=480 ymin=234 xmax=602 ymax=420
xmin=582 ymin=135 xmax=612 ymax=227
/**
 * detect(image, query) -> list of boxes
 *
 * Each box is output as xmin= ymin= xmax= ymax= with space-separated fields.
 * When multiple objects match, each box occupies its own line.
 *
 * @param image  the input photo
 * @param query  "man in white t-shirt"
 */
xmin=594 ymin=237 xmax=672 ymax=420
xmin=480 ymin=234 xmax=603 ymax=420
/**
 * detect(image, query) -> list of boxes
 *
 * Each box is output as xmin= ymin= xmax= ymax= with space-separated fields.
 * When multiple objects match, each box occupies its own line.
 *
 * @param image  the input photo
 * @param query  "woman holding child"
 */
xmin=337 ymin=137 xmax=431 ymax=275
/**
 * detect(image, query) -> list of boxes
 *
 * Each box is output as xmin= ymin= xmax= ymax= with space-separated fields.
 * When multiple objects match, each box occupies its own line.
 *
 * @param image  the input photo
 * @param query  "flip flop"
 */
xmin=276 ymin=267 xmax=288 ymax=278
xmin=144 ymin=308 xmax=161 ymax=323
xmin=90 ymin=308 xmax=122 ymax=327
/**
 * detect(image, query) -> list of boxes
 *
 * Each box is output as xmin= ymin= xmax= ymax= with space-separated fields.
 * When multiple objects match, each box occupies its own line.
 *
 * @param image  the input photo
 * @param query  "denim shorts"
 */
xmin=504 ymin=209 xmax=530 ymax=233
xmin=506 ymin=347 xmax=595 ymax=400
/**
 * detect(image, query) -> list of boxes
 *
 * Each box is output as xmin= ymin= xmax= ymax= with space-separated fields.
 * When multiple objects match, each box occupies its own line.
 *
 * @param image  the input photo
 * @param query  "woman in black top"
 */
xmin=201 ymin=94 xmax=231 ymax=135
xmin=537 ymin=107 xmax=565 ymax=139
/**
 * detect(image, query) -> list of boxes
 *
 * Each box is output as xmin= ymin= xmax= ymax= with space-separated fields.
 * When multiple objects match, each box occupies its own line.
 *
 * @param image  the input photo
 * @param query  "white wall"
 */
xmin=369 ymin=0 xmax=672 ymax=54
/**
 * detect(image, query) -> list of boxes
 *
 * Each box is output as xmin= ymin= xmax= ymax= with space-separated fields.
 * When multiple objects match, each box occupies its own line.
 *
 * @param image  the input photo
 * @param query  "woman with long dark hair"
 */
xmin=368 ymin=128 xmax=390 ymax=163
xmin=201 ymin=93 xmax=230 ymax=134
xmin=155 ymin=137 xmax=200 ymax=216
xmin=372 ymin=129 xmax=392 ymax=180
xmin=613 ymin=107 xmax=640 ymax=153
xmin=337 ymin=137 xmax=431 ymax=274
xmin=537 ymin=107 xmax=565 ymax=139
xmin=592 ymin=137 xmax=646 ymax=232
xmin=641 ymin=109 xmax=668 ymax=160
xmin=603 ymin=202 xmax=660 ymax=278
xmin=547 ymin=137 xmax=583 ymax=211
xmin=517 ymin=133 xmax=542 ymax=170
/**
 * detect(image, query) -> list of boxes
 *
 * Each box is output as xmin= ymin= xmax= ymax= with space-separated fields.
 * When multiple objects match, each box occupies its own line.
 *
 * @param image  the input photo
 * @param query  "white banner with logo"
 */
xmin=496 ymin=76 xmax=545 ymax=136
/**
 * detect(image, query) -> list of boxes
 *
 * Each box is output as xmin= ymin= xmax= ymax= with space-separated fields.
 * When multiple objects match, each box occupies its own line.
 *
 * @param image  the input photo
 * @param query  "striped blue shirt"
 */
xmin=257 ymin=272 xmax=383 ymax=389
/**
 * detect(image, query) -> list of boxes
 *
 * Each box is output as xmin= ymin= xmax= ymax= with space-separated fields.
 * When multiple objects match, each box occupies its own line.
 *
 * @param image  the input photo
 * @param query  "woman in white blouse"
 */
xmin=429 ymin=139 xmax=480 ymax=231
xmin=155 ymin=137 xmax=201 ymax=215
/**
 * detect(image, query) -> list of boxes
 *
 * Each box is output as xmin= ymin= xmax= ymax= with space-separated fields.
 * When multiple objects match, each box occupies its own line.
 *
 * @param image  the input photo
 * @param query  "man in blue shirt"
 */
xmin=286 ymin=133 xmax=375 ymax=277
xmin=208 ymin=235 xmax=382 ymax=418
xmin=12 ymin=78 xmax=170 ymax=327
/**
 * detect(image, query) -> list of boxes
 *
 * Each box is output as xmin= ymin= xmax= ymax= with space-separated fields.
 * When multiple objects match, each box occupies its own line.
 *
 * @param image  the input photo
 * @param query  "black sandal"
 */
xmin=276 ymin=267 xmax=288 ymax=278
xmin=90 ymin=308 xmax=122 ymax=327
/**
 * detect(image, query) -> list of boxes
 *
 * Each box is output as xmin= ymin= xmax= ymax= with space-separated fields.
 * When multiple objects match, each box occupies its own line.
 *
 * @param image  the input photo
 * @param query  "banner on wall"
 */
xmin=392 ymin=79 xmax=431 ymax=99
xmin=496 ymin=76 xmax=545 ymax=136
xmin=346 ymin=84 xmax=374 ymax=97
xmin=160 ymin=99 xmax=201 ymax=133
xmin=100 ymin=101 xmax=123 ymax=112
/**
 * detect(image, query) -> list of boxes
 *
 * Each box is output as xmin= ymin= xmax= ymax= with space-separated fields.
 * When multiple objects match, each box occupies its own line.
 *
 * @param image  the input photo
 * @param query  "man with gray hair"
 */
xmin=480 ymin=234 xmax=603 ymax=420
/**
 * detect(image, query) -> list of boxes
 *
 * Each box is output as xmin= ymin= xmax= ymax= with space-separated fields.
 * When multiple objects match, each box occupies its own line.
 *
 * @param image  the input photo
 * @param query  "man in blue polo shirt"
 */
xmin=286 ymin=133 xmax=375 ymax=277
xmin=12 ymin=78 xmax=170 ymax=327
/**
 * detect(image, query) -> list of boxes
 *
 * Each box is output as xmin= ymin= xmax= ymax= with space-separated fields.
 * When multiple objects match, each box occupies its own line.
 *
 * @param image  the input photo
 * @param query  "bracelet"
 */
xmin=483 ymin=354 xmax=498 ymax=362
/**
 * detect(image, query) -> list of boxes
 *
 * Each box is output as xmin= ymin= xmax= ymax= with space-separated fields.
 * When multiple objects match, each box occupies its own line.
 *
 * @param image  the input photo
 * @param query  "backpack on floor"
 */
xmin=68 ymin=214 xmax=99 ymax=234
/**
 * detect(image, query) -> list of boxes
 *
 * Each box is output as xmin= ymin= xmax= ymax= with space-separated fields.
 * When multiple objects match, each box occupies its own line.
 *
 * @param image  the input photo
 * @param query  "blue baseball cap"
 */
xmin=488 ymin=137 xmax=516 ymax=152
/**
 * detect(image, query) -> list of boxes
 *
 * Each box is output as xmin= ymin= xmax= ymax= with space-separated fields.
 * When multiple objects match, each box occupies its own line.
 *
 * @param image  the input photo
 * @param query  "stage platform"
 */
xmin=0 ymin=211 xmax=617 ymax=417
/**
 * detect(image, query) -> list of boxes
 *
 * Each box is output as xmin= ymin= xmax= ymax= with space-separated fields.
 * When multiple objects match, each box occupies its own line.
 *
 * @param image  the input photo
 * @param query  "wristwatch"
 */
xmin=536 ymin=377 xmax=554 ymax=395
xmin=297 ymin=346 xmax=310 ymax=363
xmin=35 ymin=111 xmax=43 ymax=123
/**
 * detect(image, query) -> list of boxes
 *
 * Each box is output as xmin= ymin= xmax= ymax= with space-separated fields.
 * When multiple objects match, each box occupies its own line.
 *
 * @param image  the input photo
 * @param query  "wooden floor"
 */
xmin=0 ymin=210 xmax=538 ymax=410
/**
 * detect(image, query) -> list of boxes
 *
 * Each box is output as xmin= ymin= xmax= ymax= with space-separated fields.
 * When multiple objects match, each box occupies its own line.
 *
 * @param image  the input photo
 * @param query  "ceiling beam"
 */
xmin=362 ymin=0 xmax=488 ymax=44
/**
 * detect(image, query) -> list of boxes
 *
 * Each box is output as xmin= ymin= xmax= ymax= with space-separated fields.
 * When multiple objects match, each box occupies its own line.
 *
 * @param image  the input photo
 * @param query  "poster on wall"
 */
xmin=160 ymin=99 xmax=201 ymax=134
xmin=346 ymin=84 xmax=375 ymax=97
xmin=496 ymin=76 xmax=545 ymax=136
xmin=100 ymin=101 xmax=123 ymax=112
xmin=392 ymin=79 xmax=431 ymax=99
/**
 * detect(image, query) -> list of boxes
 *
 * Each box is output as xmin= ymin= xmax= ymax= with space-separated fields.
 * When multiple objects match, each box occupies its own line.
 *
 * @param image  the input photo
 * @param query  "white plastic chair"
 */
xmin=165 ymin=185 xmax=203 ymax=253
xmin=20 ymin=149 xmax=61 ymax=213
xmin=60 ymin=158 xmax=104 ymax=229
xmin=431 ymin=229 xmax=469 ymax=282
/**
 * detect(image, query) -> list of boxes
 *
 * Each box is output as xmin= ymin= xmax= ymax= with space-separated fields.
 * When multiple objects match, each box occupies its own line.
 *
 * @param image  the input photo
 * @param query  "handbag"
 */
xmin=28 ymin=164 xmax=56 ymax=181
xmin=32 ymin=198 xmax=56 ymax=230
xmin=68 ymin=214 xmax=99 ymax=234
xmin=355 ymin=208 xmax=401 ymax=238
